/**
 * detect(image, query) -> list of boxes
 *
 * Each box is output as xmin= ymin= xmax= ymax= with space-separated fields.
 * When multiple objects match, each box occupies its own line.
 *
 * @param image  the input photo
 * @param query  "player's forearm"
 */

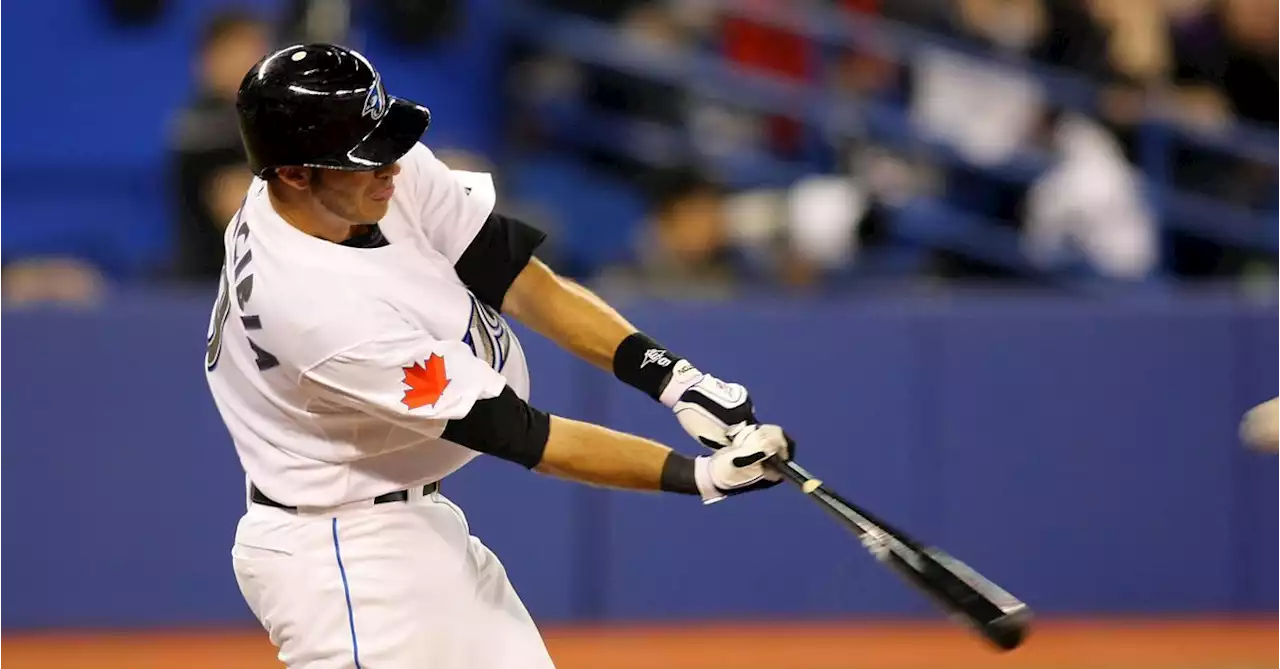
xmin=534 ymin=415 xmax=698 ymax=494
xmin=503 ymin=258 xmax=637 ymax=372
xmin=504 ymin=259 xmax=715 ymax=413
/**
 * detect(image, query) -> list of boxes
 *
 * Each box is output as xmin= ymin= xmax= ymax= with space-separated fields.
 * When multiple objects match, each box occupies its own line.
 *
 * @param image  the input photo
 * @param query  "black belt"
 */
xmin=250 ymin=482 xmax=439 ymax=511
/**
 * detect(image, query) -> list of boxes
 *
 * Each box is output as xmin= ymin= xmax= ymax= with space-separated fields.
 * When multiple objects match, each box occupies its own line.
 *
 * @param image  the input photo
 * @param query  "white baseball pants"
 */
xmin=231 ymin=490 xmax=556 ymax=669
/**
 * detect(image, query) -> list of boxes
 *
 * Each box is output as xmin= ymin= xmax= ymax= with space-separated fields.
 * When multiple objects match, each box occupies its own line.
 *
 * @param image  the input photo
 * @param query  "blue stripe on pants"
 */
xmin=331 ymin=518 xmax=363 ymax=669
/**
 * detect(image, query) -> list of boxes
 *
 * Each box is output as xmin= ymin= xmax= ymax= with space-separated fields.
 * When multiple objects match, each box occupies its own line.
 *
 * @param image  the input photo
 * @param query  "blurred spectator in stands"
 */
xmin=1032 ymin=0 xmax=1137 ymax=150
xmin=718 ymin=0 xmax=813 ymax=159
xmin=2 ymin=258 xmax=107 ymax=308
xmin=782 ymin=173 xmax=875 ymax=284
xmin=1087 ymin=0 xmax=1173 ymax=85
xmin=1081 ymin=0 xmax=1188 ymax=160
xmin=1031 ymin=0 xmax=1116 ymax=78
xmin=1163 ymin=0 xmax=1277 ymax=277
xmin=167 ymin=10 xmax=272 ymax=282
xmin=1022 ymin=112 xmax=1158 ymax=280
xmin=532 ymin=0 xmax=693 ymax=182
xmin=716 ymin=180 xmax=899 ymax=293
xmin=594 ymin=171 xmax=743 ymax=298
xmin=820 ymin=0 xmax=921 ymax=280
xmin=904 ymin=0 xmax=1051 ymax=278
xmin=829 ymin=1 xmax=900 ymax=100
xmin=597 ymin=1 xmax=689 ymax=129
xmin=1167 ymin=0 xmax=1276 ymax=131
xmin=911 ymin=0 xmax=1048 ymax=170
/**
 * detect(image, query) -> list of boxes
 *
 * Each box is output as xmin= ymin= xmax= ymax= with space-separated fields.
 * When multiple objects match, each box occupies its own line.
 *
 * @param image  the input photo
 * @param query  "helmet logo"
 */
xmin=362 ymin=76 xmax=388 ymax=121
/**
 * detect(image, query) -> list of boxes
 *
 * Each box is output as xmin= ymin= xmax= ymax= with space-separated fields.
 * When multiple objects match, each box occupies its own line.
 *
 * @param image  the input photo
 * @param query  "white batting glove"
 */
xmin=693 ymin=424 xmax=794 ymax=504
xmin=658 ymin=361 xmax=758 ymax=451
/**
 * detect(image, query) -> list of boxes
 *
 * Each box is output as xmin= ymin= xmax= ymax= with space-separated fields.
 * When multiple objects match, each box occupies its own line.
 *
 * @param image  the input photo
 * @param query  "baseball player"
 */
xmin=206 ymin=43 xmax=793 ymax=669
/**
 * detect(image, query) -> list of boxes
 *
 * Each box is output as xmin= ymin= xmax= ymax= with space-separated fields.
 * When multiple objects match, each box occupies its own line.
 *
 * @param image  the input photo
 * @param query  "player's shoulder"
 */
xmin=225 ymin=260 xmax=399 ymax=371
xmin=256 ymin=283 xmax=417 ymax=372
xmin=397 ymin=143 xmax=494 ymax=191
xmin=395 ymin=142 xmax=441 ymax=182
xmin=402 ymin=141 xmax=437 ymax=165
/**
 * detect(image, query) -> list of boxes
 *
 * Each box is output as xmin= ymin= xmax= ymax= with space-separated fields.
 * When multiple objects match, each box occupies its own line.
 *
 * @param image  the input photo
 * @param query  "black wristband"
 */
xmin=613 ymin=332 xmax=684 ymax=401
xmin=659 ymin=451 xmax=699 ymax=496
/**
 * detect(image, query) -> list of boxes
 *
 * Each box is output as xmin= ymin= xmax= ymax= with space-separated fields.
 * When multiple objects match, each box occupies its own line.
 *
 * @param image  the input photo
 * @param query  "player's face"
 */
xmin=312 ymin=162 xmax=401 ymax=224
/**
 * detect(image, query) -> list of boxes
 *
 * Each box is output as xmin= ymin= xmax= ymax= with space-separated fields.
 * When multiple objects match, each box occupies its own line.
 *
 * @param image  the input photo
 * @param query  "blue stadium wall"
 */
xmin=3 ymin=292 xmax=1276 ymax=629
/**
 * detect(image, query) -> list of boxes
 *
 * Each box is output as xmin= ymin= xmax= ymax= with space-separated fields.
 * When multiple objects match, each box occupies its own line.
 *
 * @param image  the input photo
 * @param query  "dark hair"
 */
xmin=199 ymin=9 xmax=269 ymax=53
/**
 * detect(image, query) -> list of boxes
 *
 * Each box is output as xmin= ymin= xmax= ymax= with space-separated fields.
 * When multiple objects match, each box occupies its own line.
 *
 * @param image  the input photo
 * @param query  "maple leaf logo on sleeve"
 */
xmin=400 ymin=353 xmax=450 ymax=409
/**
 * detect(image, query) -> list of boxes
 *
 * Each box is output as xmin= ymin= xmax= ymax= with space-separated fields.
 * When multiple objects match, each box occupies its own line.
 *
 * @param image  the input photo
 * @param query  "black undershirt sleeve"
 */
xmin=440 ymin=385 xmax=551 ymax=469
xmin=442 ymin=385 xmax=702 ymax=495
xmin=454 ymin=212 xmax=547 ymax=311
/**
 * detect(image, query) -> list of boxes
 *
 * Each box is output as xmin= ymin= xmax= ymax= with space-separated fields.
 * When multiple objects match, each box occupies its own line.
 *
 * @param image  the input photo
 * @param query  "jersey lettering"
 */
xmin=235 ymin=274 xmax=255 ymax=309
xmin=207 ymin=214 xmax=280 ymax=372
xmin=249 ymin=338 xmax=281 ymax=371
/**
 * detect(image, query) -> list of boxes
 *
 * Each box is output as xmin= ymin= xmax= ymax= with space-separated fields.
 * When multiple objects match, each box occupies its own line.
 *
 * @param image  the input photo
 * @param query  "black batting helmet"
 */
xmin=236 ymin=43 xmax=431 ymax=177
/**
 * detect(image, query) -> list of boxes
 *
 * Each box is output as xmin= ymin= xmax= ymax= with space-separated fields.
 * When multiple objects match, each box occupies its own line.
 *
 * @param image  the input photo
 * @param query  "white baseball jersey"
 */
xmin=205 ymin=142 xmax=530 ymax=508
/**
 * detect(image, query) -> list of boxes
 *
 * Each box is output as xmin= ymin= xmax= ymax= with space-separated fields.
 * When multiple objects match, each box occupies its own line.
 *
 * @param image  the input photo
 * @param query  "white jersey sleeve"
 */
xmin=399 ymin=142 xmax=497 ymax=263
xmin=301 ymin=328 xmax=508 ymax=439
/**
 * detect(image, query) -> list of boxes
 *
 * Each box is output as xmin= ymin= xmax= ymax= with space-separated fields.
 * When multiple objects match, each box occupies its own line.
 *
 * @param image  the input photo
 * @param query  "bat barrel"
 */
xmin=982 ymin=605 xmax=1032 ymax=650
xmin=772 ymin=456 xmax=1033 ymax=653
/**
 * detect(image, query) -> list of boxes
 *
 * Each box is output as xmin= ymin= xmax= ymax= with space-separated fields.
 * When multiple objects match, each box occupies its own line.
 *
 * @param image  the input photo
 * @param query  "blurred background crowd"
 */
xmin=4 ymin=0 xmax=1276 ymax=308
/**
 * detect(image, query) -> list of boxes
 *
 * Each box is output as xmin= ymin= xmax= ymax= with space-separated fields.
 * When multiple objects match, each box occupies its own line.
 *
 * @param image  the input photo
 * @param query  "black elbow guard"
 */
xmin=441 ymin=386 xmax=551 ymax=469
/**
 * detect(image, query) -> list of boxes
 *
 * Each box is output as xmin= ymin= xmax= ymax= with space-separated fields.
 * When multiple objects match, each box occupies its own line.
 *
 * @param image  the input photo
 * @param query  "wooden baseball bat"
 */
xmin=771 ymin=458 xmax=1032 ymax=651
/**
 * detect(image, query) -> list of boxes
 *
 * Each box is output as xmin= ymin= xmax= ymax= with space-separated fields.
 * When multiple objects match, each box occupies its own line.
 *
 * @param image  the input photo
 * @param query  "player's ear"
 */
xmin=274 ymin=166 xmax=312 ymax=192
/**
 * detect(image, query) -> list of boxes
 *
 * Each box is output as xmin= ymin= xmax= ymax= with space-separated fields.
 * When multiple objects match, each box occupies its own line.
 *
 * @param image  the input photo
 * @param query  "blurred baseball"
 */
xmin=1239 ymin=397 xmax=1279 ymax=452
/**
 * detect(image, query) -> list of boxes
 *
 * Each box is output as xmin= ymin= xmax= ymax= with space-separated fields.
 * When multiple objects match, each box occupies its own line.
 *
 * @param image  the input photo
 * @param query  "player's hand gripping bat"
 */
xmin=769 ymin=458 xmax=1032 ymax=651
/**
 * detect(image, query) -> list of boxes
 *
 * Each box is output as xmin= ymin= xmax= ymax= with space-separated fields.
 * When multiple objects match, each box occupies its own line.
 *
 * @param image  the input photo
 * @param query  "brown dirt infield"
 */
xmin=3 ymin=618 xmax=1275 ymax=668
